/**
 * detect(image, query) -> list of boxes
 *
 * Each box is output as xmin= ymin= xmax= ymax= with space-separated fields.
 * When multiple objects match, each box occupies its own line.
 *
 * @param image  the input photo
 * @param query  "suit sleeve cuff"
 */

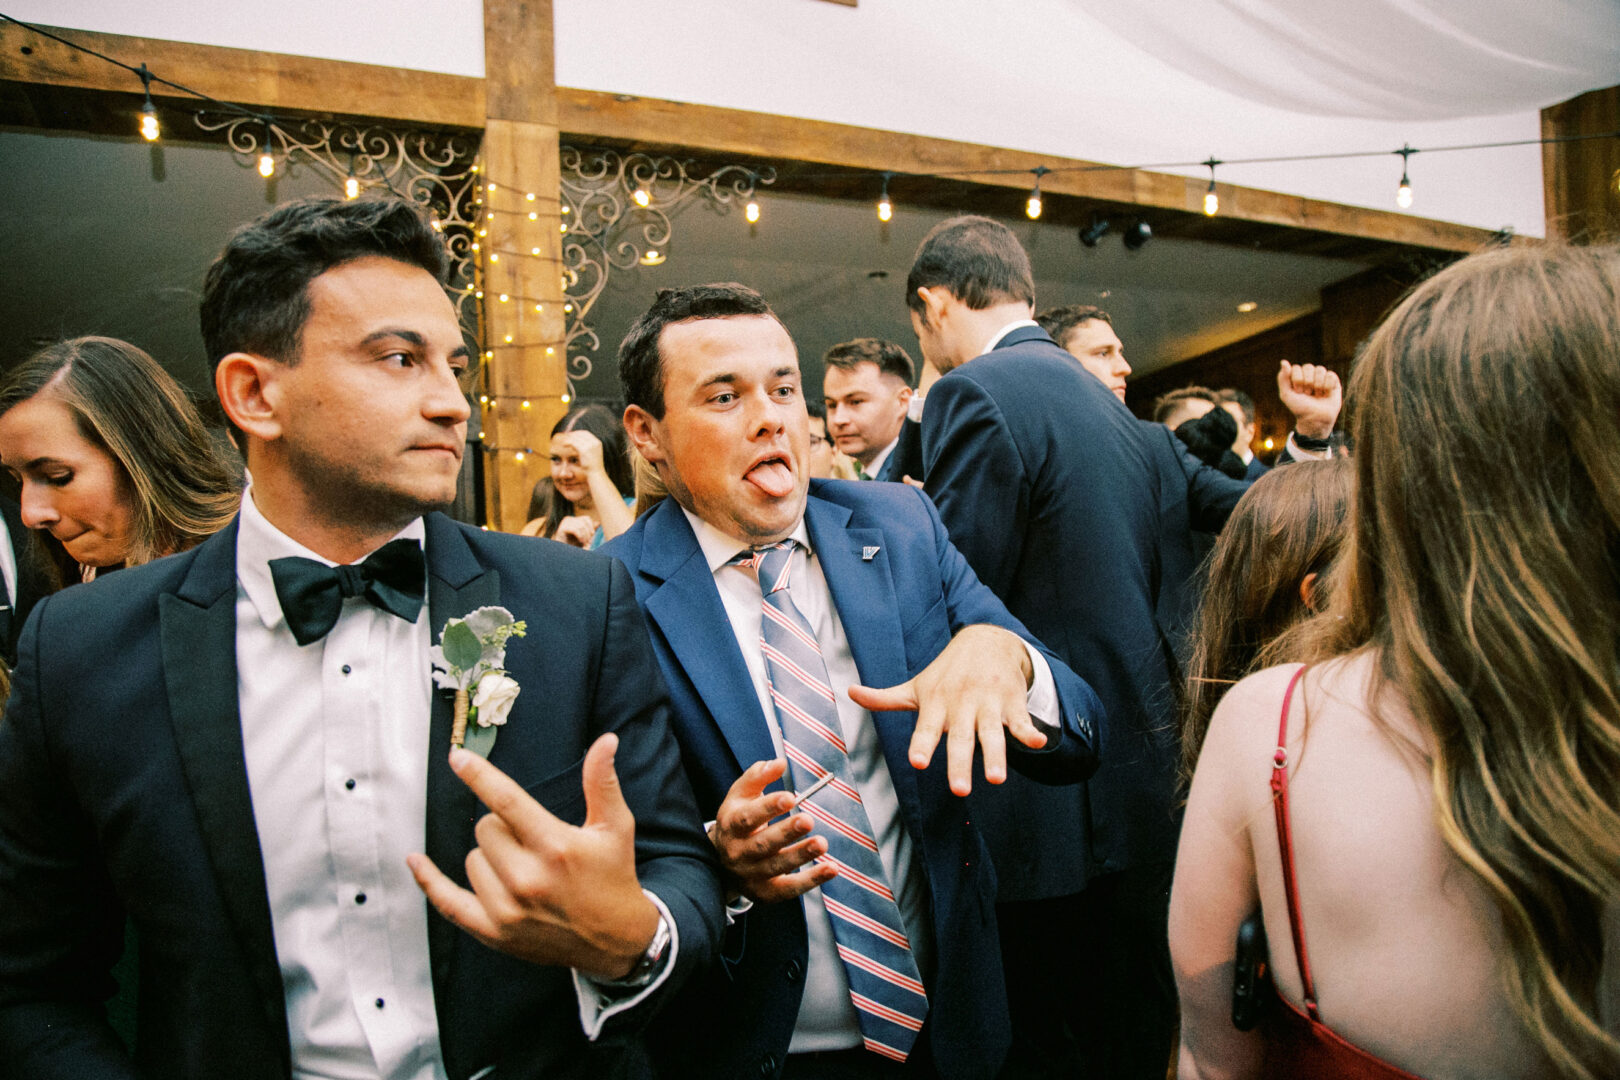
xmin=1022 ymin=642 xmax=1061 ymax=743
xmin=572 ymin=890 xmax=678 ymax=1041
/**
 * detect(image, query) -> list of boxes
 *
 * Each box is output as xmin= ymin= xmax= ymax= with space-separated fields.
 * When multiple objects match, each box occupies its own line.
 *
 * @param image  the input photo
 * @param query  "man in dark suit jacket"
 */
xmin=0 ymin=495 xmax=51 ymax=666
xmin=906 ymin=216 xmax=1339 ymax=1078
xmin=821 ymin=338 xmax=917 ymax=484
xmin=0 ymin=197 xmax=721 ymax=1079
xmin=603 ymin=284 xmax=1101 ymax=1080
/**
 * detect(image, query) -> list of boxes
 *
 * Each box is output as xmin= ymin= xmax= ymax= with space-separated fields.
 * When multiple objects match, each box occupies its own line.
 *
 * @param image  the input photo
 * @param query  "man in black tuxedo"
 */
xmin=906 ymin=216 xmax=1339 ymax=1078
xmin=0 ymin=197 xmax=721 ymax=1079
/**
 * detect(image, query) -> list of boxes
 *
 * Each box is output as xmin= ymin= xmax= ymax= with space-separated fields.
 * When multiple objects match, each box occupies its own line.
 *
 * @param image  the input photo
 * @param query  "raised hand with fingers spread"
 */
xmin=408 ymin=733 xmax=660 ymax=979
xmin=707 ymin=757 xmax=837 ymax=904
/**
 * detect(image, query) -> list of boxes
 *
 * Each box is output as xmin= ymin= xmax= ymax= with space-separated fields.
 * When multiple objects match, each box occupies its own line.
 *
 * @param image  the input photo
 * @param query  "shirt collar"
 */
xmin=678 ymin=505 xmax=813 ymax=575
xmin=236 ymin=486 xmax=426 ymax=633
xmin=981 ymin=318 xmax=1040 ymax=356
xmin=865 ymin=435 xmax=900 ymax=480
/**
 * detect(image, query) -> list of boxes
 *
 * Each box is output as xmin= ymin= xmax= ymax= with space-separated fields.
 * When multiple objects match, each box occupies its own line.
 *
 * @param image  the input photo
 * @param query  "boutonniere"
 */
xmin=431 ymin=605 xmax=527 ymax=758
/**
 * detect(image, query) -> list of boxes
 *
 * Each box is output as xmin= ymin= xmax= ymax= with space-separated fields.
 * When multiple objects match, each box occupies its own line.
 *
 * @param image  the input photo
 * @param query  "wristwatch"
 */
xmin=605 ymin=913 xmax=672 ymax=989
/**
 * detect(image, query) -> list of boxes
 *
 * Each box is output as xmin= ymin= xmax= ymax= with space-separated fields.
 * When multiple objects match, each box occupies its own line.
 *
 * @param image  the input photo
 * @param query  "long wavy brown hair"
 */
xmin=1181 ymin=456 xmax=1352 ymax=784
xmin=0 ymin=337 xmax=241 ymax=575
xmin=1287 ymin=244 xmax=1620 ymax=1078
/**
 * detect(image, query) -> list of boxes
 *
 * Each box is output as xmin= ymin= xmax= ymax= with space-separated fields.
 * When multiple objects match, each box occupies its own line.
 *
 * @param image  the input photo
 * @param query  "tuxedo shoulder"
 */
xmin=451 ymin=520 xmax=615 ymax=579
xmin=808 ymin=477 xmax=931 ymax=519
xmin=41 ymin=547 xmax=200 ymax=617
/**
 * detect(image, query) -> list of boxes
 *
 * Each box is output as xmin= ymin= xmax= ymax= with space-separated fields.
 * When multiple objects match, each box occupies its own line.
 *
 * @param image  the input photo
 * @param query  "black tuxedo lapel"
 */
xmin=421 ymin=513 xmax=501 ymax=1005
xmin=157 ymin=520 xmax=289 ymax=1067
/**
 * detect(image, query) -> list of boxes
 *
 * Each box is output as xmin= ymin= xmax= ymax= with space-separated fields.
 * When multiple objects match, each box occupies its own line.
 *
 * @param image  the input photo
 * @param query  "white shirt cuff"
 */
xmin=1286 ymin=432 xmax=1333 ymax=460
xmin=1021 ymin=641 xmax=1060 ymax=739
xmin=572 ymin=890 xmax=677 ymax=1041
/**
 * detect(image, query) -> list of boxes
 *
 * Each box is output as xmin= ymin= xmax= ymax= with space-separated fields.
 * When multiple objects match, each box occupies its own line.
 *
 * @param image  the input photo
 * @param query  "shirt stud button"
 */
xmin=355 ymin=893 xmax=367 ymax=905
xmin=345 ymin=779 xmax=356 ymax=791
xmin=375 ymin=998 xmax=385 ymax=1009
xmin=341 ymin=664 xmax=352 ymax=675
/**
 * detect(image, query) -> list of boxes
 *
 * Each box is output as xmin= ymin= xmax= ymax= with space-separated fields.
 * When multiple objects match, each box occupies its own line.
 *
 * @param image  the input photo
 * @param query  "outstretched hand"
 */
xmin=1277 ymin=361 xmax=1341 ymax=440
xmin=407 ymin=734 xmax=660 ymax=980
xmin=848 ymin=624 xmax=1043 ymax=797
xmin=708 ymin=758 xmax=838 ymax=904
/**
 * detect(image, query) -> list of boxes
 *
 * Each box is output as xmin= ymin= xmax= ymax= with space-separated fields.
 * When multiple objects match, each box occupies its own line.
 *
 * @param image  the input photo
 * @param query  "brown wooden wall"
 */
xmin=1542 ymin=85 xmax=1620 ymax=244
xmin=1127 ymin=264 xmax=1425 ymax=459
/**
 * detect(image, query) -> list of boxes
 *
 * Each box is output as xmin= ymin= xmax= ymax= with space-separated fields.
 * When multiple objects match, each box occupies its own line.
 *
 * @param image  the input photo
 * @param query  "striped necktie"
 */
xmin=735 ymin=540 xmax=928 ymax=1062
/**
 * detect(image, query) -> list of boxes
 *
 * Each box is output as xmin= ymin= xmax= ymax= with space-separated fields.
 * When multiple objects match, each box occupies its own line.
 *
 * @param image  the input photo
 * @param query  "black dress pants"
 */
xmin=996 ymin=861 xmax=1179 ymax=1080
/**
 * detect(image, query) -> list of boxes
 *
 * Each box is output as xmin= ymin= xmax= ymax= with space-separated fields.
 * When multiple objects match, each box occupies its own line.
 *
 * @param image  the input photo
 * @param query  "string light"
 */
xmin=136 ymin=64 xmax=159 ymax=141
xmin=1202 ymin=157 xmax=1220 ymax=216
xmin=746 ymin=199 xmax=760 ymax=223
xmin=525 ymin=191 xmax=535 ymax=202
xmin=1395 ymin=144 xmax=1416 ymax=209
xmin=1025 ymin=166 xmax=1047 ymax=220
xmin=877 ymin=171 xmax=893 ymax=222
xmin=561 ymin=392 xmax=572 ymax=404
xmin=633 ymin=186 xmax=651 ymax=207
xmin=344 ymin=154 xmax=359 ymax=200
xmin=257 ymin=121 xmax=275 ymax=178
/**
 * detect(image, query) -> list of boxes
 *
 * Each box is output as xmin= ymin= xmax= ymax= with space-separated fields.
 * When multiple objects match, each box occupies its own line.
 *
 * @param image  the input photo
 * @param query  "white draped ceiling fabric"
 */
xmin=1070 ymin=0 xmax=1620 ymax=119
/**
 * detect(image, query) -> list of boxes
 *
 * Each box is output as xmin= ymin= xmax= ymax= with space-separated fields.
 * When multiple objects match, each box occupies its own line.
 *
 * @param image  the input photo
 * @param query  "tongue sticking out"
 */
xmin=746 ymin=460 xmax=794 ymax=497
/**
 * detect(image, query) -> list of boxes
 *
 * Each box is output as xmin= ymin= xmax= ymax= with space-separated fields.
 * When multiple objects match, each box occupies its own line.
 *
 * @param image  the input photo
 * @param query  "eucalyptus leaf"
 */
xmin=463 ymin=719 xmax=499 ymax=759
xmin=442 ymin=621 xmax=483 ymax=671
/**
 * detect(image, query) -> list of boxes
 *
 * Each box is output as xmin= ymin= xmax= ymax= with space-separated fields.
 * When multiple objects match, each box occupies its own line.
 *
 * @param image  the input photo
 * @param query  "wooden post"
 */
xmin=479 ymin=0 xmax=568 ymax=532
xmin=1542 ymin=85 xmax=1620 ymax=244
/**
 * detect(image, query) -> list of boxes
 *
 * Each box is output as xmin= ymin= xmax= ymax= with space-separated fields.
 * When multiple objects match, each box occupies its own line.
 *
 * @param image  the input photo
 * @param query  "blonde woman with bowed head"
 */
xmin=0 ymin=336 xmax=240 ymax=586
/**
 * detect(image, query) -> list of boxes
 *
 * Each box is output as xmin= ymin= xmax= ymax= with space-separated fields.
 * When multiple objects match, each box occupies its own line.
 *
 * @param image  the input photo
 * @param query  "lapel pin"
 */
xmin=862 ymin=546 xmax=880 ymax=562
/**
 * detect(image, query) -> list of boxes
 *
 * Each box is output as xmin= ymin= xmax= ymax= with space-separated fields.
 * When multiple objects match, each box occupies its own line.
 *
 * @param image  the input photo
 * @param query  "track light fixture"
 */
xmin=1123 ymin=220 xmax=1153 ymax=251
xmin=1078 ymin=216 xmax=1110 ymax=247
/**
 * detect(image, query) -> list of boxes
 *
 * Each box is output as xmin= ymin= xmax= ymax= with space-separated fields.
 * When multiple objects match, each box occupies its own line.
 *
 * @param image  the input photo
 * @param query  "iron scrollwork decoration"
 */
xmin=194 ymin=113 xmax=484 ymax=332
xmin=558 ymin=146 xmax=775 ymax=393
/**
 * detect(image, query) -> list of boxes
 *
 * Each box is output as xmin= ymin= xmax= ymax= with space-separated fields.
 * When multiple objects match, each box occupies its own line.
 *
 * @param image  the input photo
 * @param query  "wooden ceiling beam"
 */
xmin=556 ymin=88 xmax=1509 ymax=255
xmin=0 ymin=21 xmax=484 ymax=128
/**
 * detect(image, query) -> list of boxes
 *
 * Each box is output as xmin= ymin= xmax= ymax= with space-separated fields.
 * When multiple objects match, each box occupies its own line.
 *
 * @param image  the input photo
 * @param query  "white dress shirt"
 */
xmin=680 ymin=507 xmax=1057 ymax=1052
xmin=981 ymin=319 xmax=1041 ymax=357
xmin=235 ymin=491 xmax=671 ymax=1080
xmin=862 ymin=435 xmax=900 ymax=482
xmin=0 ymin=516 xmax=16 ymax=615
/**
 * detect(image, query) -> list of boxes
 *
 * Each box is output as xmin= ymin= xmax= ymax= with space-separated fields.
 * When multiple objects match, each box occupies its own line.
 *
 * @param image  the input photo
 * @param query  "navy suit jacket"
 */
xmin=0 ymin=513 xmax=723 ymax=1080
xmin=601 ymin=481 xmax=1100 ymax=1080
xmin=922 ymin=326 xmax=1248 ymax=897
xmin=1244 ymin=456 xmax=1271 ymax=482
xmin=875 ymin=418 xmax=925 ymax=485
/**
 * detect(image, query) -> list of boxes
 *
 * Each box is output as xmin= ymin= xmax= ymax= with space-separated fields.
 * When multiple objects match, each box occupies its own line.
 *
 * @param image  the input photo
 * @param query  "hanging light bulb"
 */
xmin=746 ymin=199 xmax=760 ymax=223
xmin=136 ymin=65 xmax=159 ymax=141
xmin=257 ymin=120 xmax=275 ymax=178
xmin=1202 ymin=157 xmax=1220 ymax=216
xmin=344 ymin=154 xmax=359 ymax=200
xmin=1395 ymin=145 xmax=1416 ymax=209
xmin=1025 ymin=166 xmax=1048 ymax=220
xmin=633 ymin=186 xmax=651 ymax=208
xmin=877 ymin=171 xmax=894 ymax=222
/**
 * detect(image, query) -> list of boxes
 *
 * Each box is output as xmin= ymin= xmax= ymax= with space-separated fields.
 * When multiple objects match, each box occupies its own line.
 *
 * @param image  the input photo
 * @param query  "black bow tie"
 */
xmin=268 ymin=538 xmax=426 ymax=646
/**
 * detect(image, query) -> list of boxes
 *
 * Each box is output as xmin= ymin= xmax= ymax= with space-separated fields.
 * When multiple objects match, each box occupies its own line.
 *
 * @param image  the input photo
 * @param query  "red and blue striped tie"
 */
xmin=738 ymin=540 xmax=929 ymax=1063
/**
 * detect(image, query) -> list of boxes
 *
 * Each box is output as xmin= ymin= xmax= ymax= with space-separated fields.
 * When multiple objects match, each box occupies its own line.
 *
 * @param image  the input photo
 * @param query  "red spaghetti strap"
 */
xmin=1271 ymin=664 xmax=1321 ymax=1021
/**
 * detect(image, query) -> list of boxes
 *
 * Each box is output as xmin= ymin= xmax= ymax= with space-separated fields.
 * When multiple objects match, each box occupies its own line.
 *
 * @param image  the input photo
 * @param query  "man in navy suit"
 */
xmin=906 ymin=216 xmax=1339 ymax=1078
xmin=0 ymin=197 xmax=721 ymax=1079
xmin=601 ymin=284 xmax=1101 ymax=1080
xmin=820 ymin=338 xmax=916 ymax=484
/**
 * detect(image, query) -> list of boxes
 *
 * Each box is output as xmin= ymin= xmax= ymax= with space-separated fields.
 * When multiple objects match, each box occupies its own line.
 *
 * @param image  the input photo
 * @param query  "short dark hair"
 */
xmin=905 ymin=215 xmax=1036 ymax=318
xmin=822 ymin=338 xmax=915 ymax=386
xmin=1215 ymin=387 xmax=1256 ymax=425
xmin=1035 ymin=304 xmax=1113 ymax=349
xmin=200 ymin=196 xmax=449 ymax=377
xmin=1152 ymin=386 xmax=1218 ymax=426
xmin=618 ymin=283 xmax=783 ymax=418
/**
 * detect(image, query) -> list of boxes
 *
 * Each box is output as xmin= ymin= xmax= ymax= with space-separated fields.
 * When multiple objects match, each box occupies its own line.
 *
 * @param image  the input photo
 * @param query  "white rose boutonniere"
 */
xmin=430 ymin=605 xmax=528 ymax=758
